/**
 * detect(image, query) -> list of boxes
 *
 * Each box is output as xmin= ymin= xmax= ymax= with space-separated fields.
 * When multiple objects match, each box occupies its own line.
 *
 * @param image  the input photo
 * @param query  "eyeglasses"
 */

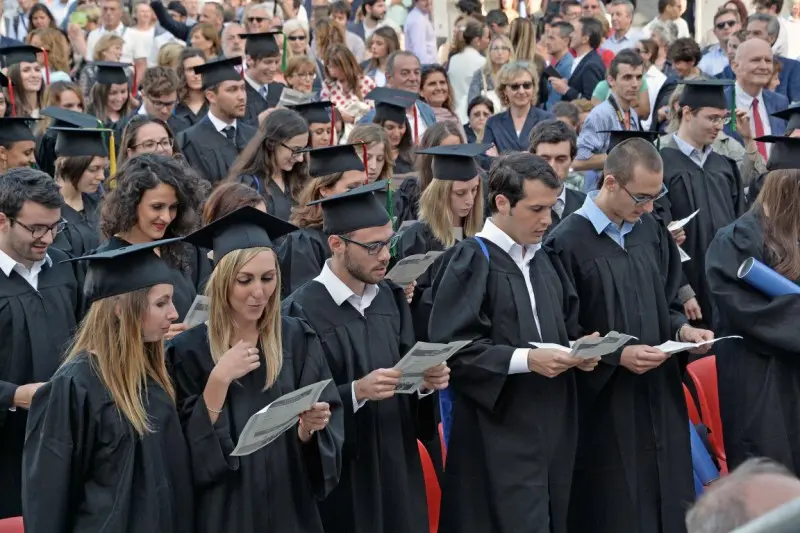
xmin=247 ymin=16 xmax=267 ymax=23
xmin=148 ymin=97 xmax=178 ymax=109
xmin=287 ymin=35 xmax=306 ymax=41
xmin=508 ymin=82 xmax=533 ymax=91
xmin=292 ymin=71 xmax=316 ymax=79
xmin=620 ymin=183 xmax=668 ymax=205
xmin=133 ymin=138 xmax=173 ymax=151
xmin=715 ymin=20 xmax=737 ymax=30
xmin=11 ymin=217 xmax=67 ymax=239
xmin=701 ymin=113 xmax=732 ymax=126
xmin=281 ymin=142 xmax=306 ymax=158
xmin=338 ymin=234 xmax=396 ymax=256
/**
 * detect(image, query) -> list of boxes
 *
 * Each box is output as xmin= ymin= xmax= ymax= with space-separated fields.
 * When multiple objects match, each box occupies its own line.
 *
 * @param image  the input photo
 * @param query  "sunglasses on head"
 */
xmin=508 ymin=82 xmax=533 ymax=91
xmin=715 ymin=19 xmax=737 ymax=30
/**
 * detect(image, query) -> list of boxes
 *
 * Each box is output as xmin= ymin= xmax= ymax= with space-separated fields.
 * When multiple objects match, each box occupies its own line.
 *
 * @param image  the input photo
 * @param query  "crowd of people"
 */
xmin=0 ymin=0 xmax=799 ymax=531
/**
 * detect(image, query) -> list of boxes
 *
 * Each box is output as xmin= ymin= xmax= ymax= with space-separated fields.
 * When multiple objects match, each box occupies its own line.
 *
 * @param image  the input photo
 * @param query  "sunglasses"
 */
xmin=247 ymin=16 xmax=267 ymax=23
xmin=508 ymin=82 xmax=533 ymax=91
xmin=715 ymin=20 xmax=737 ymax=30
xmin=287 ymin=35 xmax=306 ymax=41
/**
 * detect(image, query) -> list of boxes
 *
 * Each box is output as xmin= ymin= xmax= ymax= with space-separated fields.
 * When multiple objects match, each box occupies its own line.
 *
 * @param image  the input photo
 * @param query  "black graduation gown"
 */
xmin=395 ymin=170 xmax=492 ymax=225
xmin=0 ymin=247 xmax=81 ymax=519
xmin=165 ymin=319 xmax=344 ymax=533
xmin=34 ymin=129 xmax=58 ymax=177
xmin=237 ymin=174 xmax=295 ymax=221
xmin=427 ymin=238 xmax=580 ymax=533
xmin=174 ymin=101 xmax=208 ymax=128
xmin=544 ymin=213 xmax=693 ymax=533
xmin=706 ymin=211 xmax=800 ymax=473
xmin=95 ymin=237 xmax=209 ymax=321
xmin=282 ymin=280 xmax=432 ymax=533
xmin=22 ymin=353 xmax=194 ymax=533
xmin=549 ymin=188 xmax=586 ymax=230
xmin=243 ymin=82 xmax=284 ymax=126
xmin=656 ymin=147 xmax=745 ymax=325
xmin=276 ymin=225 xmax=330 ymax=297
xmin=52 ymin=194 xmax=102 ymax=258
xmin=177 ymin=117 xmax=257 ymax=184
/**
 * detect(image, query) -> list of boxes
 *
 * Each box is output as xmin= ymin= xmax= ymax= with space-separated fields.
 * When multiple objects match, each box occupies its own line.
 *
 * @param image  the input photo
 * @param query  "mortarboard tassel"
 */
xmin=362 ymin=143 xmax=368 ymax=181
xmin=330 ymin=104 xmax=336 ymax=146
xmin=132 ymin=63 xmax=138 ymax=99
xmin=241 ymin=57 xmax=246 ymax=80
xmin=8 ymin=80 xmax=15 ymax=117
xmin=412 ymin=104 xmax=419 ymax=145
xmin=42 ymin=48 xmax=50 ymax=85
xmin=281 ymin=33 xmax=288 ymax=72
xmin=730 ymin=85 xmax=736 ymax=133
xmin=109 ymin=132 xmax=116 ymax=176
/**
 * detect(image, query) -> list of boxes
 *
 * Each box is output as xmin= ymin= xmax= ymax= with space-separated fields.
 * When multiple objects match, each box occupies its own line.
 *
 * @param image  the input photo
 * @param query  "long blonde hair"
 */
xmin=419 ymin=178 xmax=483 ymax=247
xmin=205 ymin=248 xmax=283 ymax=390
xmin=63 ymin=288 xmax=175 ymax=436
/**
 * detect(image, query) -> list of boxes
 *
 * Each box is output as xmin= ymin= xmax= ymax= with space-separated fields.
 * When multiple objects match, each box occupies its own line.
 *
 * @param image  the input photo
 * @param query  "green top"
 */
xmin=592 ymin=78 xmax=649 ymax=101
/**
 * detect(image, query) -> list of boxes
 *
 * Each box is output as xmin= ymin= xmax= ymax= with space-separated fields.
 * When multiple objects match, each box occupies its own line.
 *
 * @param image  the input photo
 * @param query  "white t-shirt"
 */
xmin=123 ymin=26 xmax=156 ymax=64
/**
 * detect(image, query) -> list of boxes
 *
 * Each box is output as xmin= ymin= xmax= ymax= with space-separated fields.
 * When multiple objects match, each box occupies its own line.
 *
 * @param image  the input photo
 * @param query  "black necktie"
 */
xmin=223 ymin=125 xmax=235 ymax=142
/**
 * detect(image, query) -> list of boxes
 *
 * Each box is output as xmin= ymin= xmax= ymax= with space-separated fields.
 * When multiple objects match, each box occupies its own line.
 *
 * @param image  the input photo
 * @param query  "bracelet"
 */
xmin=206 ymin=404 xmax=223 ymax=414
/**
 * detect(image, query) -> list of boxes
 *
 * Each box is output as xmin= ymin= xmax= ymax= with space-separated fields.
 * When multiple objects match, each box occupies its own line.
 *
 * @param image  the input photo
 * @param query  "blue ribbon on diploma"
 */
xmin=690 ymin=422 xmax=720 ymax=493
xmin=738 ymin=257 xmax=800 ymax=297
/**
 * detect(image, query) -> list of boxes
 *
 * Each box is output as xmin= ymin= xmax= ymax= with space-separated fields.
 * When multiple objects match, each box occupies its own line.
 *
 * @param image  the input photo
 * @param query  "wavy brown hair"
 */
xmin=202 ymin=182 xmax=265 ymax=224
xmin=101 ymin=154 xmax=207 ymax=271
xmin=63 ymin=288 xmax=175 ymax=436
xmin=323 ymin=44 xmax=368 ymax=100
xmin=366 ymin=26 xmax=401 ymax=71
xmin=752 ymin=169 xmax=800 ymax=280
xmin=38 ymin=81 xmax=85 ymax=135
xmin=420 ymin=64 xmax=456 ymax=113
xmin=31 ymin=28 xmax=70 ymax=73
xmin=349 ymin=123 xmax=393 ymax=183
xmin=313 ymin=18 xmax=345 ymax=58
xmin=417 ymin=121 xmax=465 ymax=193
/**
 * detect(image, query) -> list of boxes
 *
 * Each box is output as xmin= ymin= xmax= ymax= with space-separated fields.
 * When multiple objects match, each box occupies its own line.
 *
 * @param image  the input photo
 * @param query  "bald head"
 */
xmin=733 ymin=38 xmax=774 ymax=92
xmin=734 ymin=37 xmax=772 ymax=63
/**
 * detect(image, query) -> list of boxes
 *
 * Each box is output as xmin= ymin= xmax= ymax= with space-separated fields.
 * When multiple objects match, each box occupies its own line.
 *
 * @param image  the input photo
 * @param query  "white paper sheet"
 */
xmin=668 ymin=209 xmax=700 ymax=231
xmin=184 ymin=295 xmax=210 ymax=328
xmin=531 ymin=331 xmax=637 ymax=360
xmin=678 ymin=246 xmax=691 ymax=263
xmin=385 ymin=251 xmax=444 ymax=286
xmin=393 ymin=340 xmax=471 ymax=393
xmin=656 ymin=335 xmax=743 ymax=355
xmin=231 ymin=379 xmax=332 ymax=456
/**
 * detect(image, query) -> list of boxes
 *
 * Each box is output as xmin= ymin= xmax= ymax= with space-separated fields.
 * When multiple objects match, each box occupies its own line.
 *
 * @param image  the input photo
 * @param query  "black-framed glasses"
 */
xmin=715 ymin=20 xmax=737 ymax=30
xmin=338 ymin=234 xmax=396 ymax=256
xmin=133 ymin=138 xmax=173 ymax=151
xmin=621 ymin=183 xmax=668 ymax=205
xmin=281 ymin=142 xmax=307 ymax=158
xmin=147 ymin=96 xmax=178 ymax=109
xmin=11 ymin=217 xmax=67 ymax=239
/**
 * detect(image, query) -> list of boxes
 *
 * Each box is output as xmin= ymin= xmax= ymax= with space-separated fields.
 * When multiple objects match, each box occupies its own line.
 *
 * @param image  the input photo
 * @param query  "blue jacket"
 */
xmin=359 ymin=99 xmax=438 ymax=127
xmin=717 ymin=56 xmax=800 ymax=104
xmin=479 ymin=106 xmax=554 ymax=169
xmin=723 ymin=86 xmax=789 ymax=142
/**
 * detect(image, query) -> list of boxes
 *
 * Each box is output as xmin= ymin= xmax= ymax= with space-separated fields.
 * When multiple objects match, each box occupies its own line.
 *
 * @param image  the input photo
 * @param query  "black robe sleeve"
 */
xmin=277 ymin=228 xmax=330 ymax=298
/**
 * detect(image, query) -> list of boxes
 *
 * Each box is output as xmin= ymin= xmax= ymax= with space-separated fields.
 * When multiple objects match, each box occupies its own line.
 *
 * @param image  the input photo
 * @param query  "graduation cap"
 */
xmin=193 ymin=56 xmax=244 ymax=91
xmin=41 ymin=107 xmax=102 ymax=129
xmin=94 ymin=61 xmax=131 ymax=85
xmin=415 ymin=143 xmax=490 ymax=181
xmin=242 ymin=31 xmax=281 ymax=57
xmin=50 ymin=127 xmax=112 ymax=158
xmin=183 ymin=206 xmax=297 ymax=265
xmin=303 ymin=143 xmax=367 ymax=178
xmin=307 ymin=180 xmax=390 ymax=234
xmin=0 ymin=117 xmax=38 ymax=144
xmin=755 ymin=135 xmax=800 ymax=171
xmin=771 ymin=104 xmax=800 ymax=133
xmin=600 ymin=130 xmax=660 ymax=153
xmin=366 ymin=87 xmax=417 ymax=125
xmin=0 ymin=44 xmax=41 ymax=66
xmin=677 ymin=78 xmax=735 ymax=115
xmin=61 ymin=238 xmax=182 ymax=303
xmin=291 ymin=100 xmax=335 ymax=126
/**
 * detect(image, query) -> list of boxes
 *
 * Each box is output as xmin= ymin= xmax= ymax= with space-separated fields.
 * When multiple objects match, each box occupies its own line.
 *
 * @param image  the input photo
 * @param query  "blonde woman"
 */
xmin=168 ymin=206 xmax=342 ymax=533
xmin=283 ymin=18 xmax=311 ymax=59
xmin=23 ymin=239 xmax=195 ymax=533
xmin=278 ymin=144 xmax=371 ymax=296
xmin=78 ymin=33 xmax=124 ymax=97
xmin=467 ymin=33 xmax=514 ymax=115
xmin=509 ymin=17 xmax=549 ymax=104
xmin=395 ymin=143 xmax=487 ymax=340
xmin=285 ymin=56 xmax=318 ymax=93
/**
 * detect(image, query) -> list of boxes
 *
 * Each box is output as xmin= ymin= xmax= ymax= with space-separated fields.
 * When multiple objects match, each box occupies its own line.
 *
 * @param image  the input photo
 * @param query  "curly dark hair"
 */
xmin=100 ymin=154 xmax=208 ymax=271
xmin=177 ymin=47 xmax=206 ymax=104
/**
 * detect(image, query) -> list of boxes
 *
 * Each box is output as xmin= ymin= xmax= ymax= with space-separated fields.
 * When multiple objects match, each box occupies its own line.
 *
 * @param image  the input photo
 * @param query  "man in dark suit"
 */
xmin=241 ymin=31 xmax=286 ymax=126
xmin=548 ymin=17 xmax=606 ymax=102
xmin=115 ymin=66 xmax=190 ymax=140
xmin=745 ymin=12 xmax=800 ymax=104
xmin=723 ymin=38 xmax=788 ymax=148
xmin=529 ymin=119 xmax=587 ymax=230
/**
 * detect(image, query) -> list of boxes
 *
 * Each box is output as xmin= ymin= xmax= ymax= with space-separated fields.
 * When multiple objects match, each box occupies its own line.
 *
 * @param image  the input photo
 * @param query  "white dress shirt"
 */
xmin=448 ymin=46 xmax=486 ymax=123
xmin=475 ymin=218 xmax=542 ymax=375
xmin=207 ymin=110 xmax=238 ymax=139
xmin=571 ymin=52 xmax=588 ymax=76
xmin=735 ymin=82 xmax=772 ymax=156
xmin=407 ymin=103 xmax=428 ymax=143
xmin=553 ymin=185 xmax=567 ymax=219
xmin=245 ymin=74 xmax=268 ymax=100
xmin=0 ymin=248 xmax=51 ymax=290
xmin=642 ymin=64 xmax=667 ymax=130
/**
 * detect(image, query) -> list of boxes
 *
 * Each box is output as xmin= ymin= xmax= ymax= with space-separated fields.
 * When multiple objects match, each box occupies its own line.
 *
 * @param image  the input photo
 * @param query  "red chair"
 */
xmin=438 ymin=422 xmax=446 ymax=466
xmin=687 ymin=356 xmax=728 ymax=474
xmin=0 ymin=517 xmax=23 ymax=533
xmin=418 ymin=439 xmax=440 ymax=533
xmin=683 ymin=383 xmax=701 ymax=426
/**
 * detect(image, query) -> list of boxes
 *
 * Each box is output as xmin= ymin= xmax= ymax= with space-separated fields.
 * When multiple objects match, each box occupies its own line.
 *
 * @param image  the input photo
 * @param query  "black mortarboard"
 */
xmin=94 ymin=61 xmax=131 ymax=85
xmin=183 ymin=206 xmax=297 ymax=265
xmin=755 ymin=135 xmax=800 ymax=171
xmin=0 ymin=72 xmax=8 ymax=88
xmin=41 ymin=107 xmax=103 ymax=129
xmin=51 ymin=127 xmax=111 ymax=158
xmin=771 ymin=104 xmax=800 ymax=133
xmin=600 ymin=129 xmax=660 ymax=153
xmin=303 ymin=143 xmax=367 ymax=178
xmin=677 ymin=78 xmax=734 ymax=110
xmin=307 ymin=180 xmax=390 ymax=234
xmin=415 ymin=143 xmax=490 ymax=181
xmin=0 ymin=117 xmax=38 ymax=144
xmin=242 ymin=31 xmax=281 ymax=57
xmin=291 ymin=100 xmax=334 ymax=125
xmin=193 ymin=56 xmax=243 ymax=91
xmin=366 ymin=87 xmax=417 ymax=124
xmin=61 ymin=238 xmax=181 ymax=302
xmin=1 ymin=44 xmax=41 ymax=66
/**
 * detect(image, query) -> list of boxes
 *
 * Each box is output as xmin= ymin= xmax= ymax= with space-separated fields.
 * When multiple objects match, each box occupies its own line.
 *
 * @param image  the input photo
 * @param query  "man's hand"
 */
xmin=683 ymin=297 xmax=702 ymax=321
xmin=670 ymin=227 xmax=687 ymax=246
xmin=354 ymin=368 xmax=402 ymax=402
xmin=13 ymin=383 xmax=44 ymax=410
xmin=679 ymin=325 xmax=715 ymax=354
xmin=620 ymin=345 xmax=669 ymax=374
xmin=549 ymin=77 xmax=569 ymax=95
xmin=736 ymin=109 xmax=753 ymax=142
xmin=421 ymin=363 xmax=450 ymax=391
xmin=403 ymin=281 xmax=416 ymax=304
xmin=527 ymin=348 xmax=582 ymax=378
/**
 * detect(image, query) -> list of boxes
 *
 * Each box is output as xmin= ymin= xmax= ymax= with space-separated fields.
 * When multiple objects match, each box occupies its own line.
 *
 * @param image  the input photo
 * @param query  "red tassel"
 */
xmin=42 ymin=49 xmax=50 ymax=85
xmin=8 ymin=81 xmax=15 ymax=117
xmin=132 ymin=62 xmax=138 ymax=98
xmin=362 ymin=142 xmax=368 ymax=183
xmin=330 ymin=104 xmax=336 ymax=146
xmin=412 ymin=104 xmax=419 ymax=145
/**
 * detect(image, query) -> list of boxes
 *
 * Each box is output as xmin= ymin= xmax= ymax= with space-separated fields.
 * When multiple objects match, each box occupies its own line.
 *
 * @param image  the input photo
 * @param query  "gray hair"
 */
xmin=650 ymin=20 xmax=679 ymax=46
xmin=686 ymin=458 xmax=796 ymax=533
xmin=386 ymin=50 xmax=420 ymax=76
xmin=609 ymin=0 xmax=634 ymax=16
xmin=747 ymin=13 xmax=781 ymax=38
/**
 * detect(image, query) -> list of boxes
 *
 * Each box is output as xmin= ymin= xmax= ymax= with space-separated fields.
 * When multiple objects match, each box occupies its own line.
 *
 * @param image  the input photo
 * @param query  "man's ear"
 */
xmin=328 ymin=234 xmax=345 ymax=254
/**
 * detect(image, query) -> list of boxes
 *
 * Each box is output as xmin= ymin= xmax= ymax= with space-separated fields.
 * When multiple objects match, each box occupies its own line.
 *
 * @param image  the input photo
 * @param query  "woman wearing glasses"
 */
xmin=118 ymin=116 xmax=177 ymax=167
xmin=480 ymin=62 xmax=553 ymax=164
xmin=229 ymin=108 xmax=310 ymax=222
xmin=285 ymin=56 xmax=319 ymax=94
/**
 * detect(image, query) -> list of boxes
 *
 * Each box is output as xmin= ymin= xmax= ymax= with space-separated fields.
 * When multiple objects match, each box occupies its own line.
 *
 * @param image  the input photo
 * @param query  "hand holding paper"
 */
xmin=393 ymin=340 xmax=470 ymax=393
xmin=386 ymin=251 xmax=444 ymax=286
xmin=530 ymin=331 xmax=637 ymax=360
xmin=656 ymin=335 xmax=742 ymax=355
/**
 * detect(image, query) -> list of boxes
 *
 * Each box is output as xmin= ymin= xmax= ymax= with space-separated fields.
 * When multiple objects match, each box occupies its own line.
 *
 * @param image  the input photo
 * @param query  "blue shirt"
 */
xmin=698 ymin=44 xmax=729 ymax=78
xmin=545 ymin=54 xmax=574 ymax=110
xmin=575 ymin=191 xmax=636 ymax=249
xmin=672 ymin=133 xmax=713 ymax=168
xmin=603 ymin=29 xmax=643 ymax=55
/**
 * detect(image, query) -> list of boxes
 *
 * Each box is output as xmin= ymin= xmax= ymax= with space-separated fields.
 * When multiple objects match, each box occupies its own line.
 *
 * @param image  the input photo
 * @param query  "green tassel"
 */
xmin=730 ymin=84 xmax=736 ymax=133
xmin=281 ymin=33 xmax=288 ymax=71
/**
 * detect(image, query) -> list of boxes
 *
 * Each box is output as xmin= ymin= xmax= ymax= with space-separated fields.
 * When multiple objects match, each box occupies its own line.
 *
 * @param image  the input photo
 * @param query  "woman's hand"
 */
xmin=164 ymin=322 xmax=188 ymax=340
xmin=213 ymin=340 xmax=260 ymax=384
xmin=298 ymin=402 xmax=332 ymax=442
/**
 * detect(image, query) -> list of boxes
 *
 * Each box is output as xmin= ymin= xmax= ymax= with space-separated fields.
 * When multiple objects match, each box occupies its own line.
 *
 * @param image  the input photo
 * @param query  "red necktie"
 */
xmin=623 ymin=111 xmax=631 ymax=131
xmin=752 ymin=97 xmax=768 ymax=160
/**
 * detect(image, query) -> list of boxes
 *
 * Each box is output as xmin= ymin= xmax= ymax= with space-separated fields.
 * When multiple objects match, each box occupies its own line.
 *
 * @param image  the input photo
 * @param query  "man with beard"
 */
xmin=282 ymin=181 xmax=449 ymax=533
xmin=0 ymin=168 xmax=82 ymax=518
xmin=349 ymin=0 xmax=403 ymax=45
xmin=177 ymin=57 xmax=257 ymax=184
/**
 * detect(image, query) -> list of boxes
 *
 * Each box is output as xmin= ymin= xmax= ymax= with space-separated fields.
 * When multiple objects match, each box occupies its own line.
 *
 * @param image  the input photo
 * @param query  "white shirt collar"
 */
xmin=476 ymin=218 xmax=540 ymax=259
xmin=313 ymin=260 xmax=380 ymax=310
xmin=558 ymin=185 xmax=567 ymax=204
xmin=207 ymin=109 xmax=237 ymax=133
xmin=0 ymin=247 xmax=51 ymax=278
xmin=735 ymin=82 xmax=763 ymax=108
